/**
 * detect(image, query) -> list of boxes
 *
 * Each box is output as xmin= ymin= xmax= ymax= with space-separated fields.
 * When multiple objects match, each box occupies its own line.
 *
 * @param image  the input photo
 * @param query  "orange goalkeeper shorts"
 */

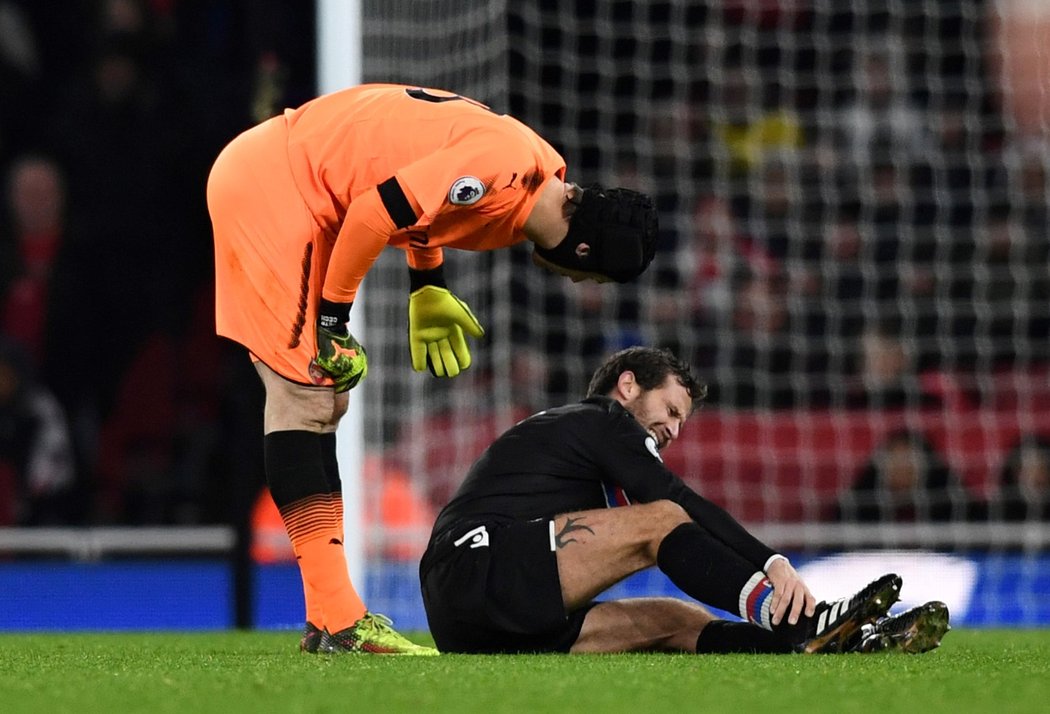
xmin=207 ymin=116 xmax=336 ymax=386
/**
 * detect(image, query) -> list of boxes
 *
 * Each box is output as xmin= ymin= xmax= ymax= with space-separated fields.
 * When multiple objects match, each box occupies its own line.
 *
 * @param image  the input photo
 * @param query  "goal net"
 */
xmin=353 ymin=0 xmax=1050 ymax=629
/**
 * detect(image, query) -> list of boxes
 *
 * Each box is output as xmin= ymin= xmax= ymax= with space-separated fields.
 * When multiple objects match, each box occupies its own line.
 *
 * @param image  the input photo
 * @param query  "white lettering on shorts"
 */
xmin=454 ymin=525 xmax=489 ymax=549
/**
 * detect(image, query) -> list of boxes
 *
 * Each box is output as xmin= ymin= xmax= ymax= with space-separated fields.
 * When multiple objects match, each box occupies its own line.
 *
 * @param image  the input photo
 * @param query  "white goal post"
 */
xmin=317 ymin=0 xmax=365 ymax=591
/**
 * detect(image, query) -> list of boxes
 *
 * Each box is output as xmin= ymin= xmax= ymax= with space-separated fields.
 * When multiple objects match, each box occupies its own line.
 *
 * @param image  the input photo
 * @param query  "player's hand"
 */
xmin=765 ymin=557 xmax=816 ymax=627
xmin=314 ymin=325 xmax=368 ymax=392
xmin=408 ymin=286 xmax=484 ymax=378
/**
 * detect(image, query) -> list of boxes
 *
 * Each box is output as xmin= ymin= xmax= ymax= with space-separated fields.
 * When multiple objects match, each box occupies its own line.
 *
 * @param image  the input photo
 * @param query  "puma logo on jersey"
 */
xmin=449 ymin=176 xmax=485 ymax=205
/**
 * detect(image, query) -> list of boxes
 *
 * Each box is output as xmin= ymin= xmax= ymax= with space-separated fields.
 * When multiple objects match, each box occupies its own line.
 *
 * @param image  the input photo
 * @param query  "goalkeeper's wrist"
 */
xmin=318 ymin=298 xmax=353 ymax=335
xmin=408 ymin=264 xmax=447 ymax=292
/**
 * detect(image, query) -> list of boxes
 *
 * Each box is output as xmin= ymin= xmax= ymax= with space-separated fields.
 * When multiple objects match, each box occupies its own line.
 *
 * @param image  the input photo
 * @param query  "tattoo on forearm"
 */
xmin=554 ymin=516 xmax=595 ymax=549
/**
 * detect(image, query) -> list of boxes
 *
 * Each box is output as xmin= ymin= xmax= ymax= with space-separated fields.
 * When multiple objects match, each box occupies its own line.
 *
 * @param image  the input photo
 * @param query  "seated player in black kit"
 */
xmin=419 ymin=347 xmax=950 ymax=655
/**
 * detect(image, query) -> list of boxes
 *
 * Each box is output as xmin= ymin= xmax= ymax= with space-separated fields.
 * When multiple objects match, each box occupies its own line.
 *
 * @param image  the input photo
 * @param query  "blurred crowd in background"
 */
xmin=500 ymin=0 xmax=1050 ymax=528
xmin=0 ymin=1 xmax=1048 ymax=532
xmin=510 ymin=0 xmax=1050 ymax=407
xmin=0 ymin=0 xmax=317 ymax=526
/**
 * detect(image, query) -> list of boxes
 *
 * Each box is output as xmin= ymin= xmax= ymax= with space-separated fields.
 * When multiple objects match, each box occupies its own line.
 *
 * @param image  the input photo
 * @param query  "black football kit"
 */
xmin=420 ymin=396 xmax=779 ymax=653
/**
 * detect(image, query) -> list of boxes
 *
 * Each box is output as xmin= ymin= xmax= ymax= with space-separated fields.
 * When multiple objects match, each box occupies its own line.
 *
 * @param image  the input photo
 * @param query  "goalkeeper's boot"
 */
xmin=799 ymin=573 xmax=902 ymax=654
xmin=318 ymin=612 xmax=439 ymax=656
xmin=299 ymin=621 xmax=324 ymax=654
xmin=849 ymin=601 xmax=951 ymax=654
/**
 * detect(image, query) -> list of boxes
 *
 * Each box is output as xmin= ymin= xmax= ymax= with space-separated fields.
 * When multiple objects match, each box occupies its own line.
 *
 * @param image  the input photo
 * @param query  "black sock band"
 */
xmin=656 ymin=522 xmax=758 ymax=616
xmin=319 ymin=432 xmax=341 ymax=495
xmin=695 ymin=620 xmax=794 ymax=654
xmin=264 ymin=431 xmax=328 ymax=508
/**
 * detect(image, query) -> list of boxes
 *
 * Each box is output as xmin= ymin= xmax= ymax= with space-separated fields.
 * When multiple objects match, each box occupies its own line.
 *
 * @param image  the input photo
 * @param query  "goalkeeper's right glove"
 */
xmin=408 ymin=285 xmax=484 ymax=378
xmin=313 ymin=300 xmax=368 ymax=392
xmin=407 ymin=265 xmax=484 ymax=378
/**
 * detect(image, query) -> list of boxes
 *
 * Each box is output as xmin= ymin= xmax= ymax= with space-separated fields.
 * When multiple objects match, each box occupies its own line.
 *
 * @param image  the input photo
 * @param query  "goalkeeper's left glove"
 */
xmin=408 ymin=267 xmax=484 ymax=378
xmin=314 ymin=299 xmax=368 ymax=392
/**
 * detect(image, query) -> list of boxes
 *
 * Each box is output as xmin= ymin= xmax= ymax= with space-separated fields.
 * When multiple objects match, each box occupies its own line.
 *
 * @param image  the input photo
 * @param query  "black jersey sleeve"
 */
xmin=584 ymin=399 xmax=778 ymax=570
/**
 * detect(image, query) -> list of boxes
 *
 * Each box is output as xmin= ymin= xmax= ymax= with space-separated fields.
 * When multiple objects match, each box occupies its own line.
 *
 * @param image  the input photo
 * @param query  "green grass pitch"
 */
xmin=1 ymin=629 xmax=1048 ymax=713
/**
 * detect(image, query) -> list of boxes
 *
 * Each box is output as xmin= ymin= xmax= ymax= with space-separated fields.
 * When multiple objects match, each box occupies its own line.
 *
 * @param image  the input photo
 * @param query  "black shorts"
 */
xmin=419 ymin=518 xmax=596 ymax=653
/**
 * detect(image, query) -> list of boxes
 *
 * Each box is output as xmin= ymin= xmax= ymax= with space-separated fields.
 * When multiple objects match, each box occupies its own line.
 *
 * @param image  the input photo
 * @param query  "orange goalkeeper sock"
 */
xmin=333 ymin=495 xmax=344 ymax=543
xmin=281 ymin=494 xmax=366 ymax=633
xmin=295 ymin=545 xmax=325 ymax=629
xmin=298 ymin=494 xmax=345 ymax=629
xmin=282 ymin=494 xmax=334 ymax=628
xmin=295 ymin=536 xmax=367 ymax=633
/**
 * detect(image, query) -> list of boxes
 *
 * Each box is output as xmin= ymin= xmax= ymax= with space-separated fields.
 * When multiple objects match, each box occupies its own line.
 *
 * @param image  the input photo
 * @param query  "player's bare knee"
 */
xmin=295 ymin=389 xmax=339 ymax=431
xmin=640 ymin=500 xmax=690 ymax=559
xmin=330 ymin=392 xmax=349 ymax=425
xmin=647 ymin=499 xmax=690 ymax=530
xmin=263 ymin=382 xmax=337 ymax=432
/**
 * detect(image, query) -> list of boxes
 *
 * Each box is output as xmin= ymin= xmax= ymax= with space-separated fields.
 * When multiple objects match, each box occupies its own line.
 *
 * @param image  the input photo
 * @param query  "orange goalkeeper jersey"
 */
xmin=283 ymin=84 xmax=567 ymax=303
xmin=209 ymin=83 xmax=565 ymax=384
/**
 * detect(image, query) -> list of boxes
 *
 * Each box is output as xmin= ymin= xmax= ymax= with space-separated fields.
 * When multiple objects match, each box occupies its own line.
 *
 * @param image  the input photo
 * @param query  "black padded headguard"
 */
xmin=533 ymin=184 xmax=658 ymax=283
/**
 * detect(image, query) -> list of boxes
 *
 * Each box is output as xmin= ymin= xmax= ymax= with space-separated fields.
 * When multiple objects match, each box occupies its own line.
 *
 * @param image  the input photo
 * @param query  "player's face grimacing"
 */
xmin=620 ymin=375 xmax=693 ymax=451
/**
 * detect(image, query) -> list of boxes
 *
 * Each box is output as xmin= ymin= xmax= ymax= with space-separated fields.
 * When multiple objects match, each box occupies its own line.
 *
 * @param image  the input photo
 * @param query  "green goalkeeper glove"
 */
xmin=408 ymin=285 xmax=485 ymax=378
xmin=314 ymin=301 xmax=368 ymax=392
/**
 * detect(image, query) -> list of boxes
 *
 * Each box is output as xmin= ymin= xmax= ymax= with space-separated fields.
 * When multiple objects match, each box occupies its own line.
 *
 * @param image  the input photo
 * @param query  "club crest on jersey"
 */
xmin=449 ymin=176 xmax=485 ymax=205
xmin=644 ymin=435 xmax=663 ymax=463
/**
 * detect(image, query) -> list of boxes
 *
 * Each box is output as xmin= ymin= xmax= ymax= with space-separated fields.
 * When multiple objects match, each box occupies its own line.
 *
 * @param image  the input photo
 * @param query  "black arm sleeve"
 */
xmin=671 ymin=487 xmax=777 ymax=569
xmin=587 ymin=405 xmax=777 ymax=569
xmin=377 ymin=176 xmax=419 ymax=229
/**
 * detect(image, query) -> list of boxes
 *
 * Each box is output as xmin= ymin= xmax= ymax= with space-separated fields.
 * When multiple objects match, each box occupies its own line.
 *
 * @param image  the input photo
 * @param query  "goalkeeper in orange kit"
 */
xmin=206 ymin=84 xmax=658 ymax=654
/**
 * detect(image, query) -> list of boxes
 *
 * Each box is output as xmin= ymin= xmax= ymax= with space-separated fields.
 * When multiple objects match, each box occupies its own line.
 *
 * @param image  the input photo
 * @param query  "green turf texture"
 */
xmin=1 ymin=629 xmax=1047 ymax=713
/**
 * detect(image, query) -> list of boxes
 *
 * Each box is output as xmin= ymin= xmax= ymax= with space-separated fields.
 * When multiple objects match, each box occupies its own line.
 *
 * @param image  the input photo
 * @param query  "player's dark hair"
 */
xmin=533 ymin=184 xmax=658 ymax=282
xmin=586 ymin=346 xmax=707 ymax=407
